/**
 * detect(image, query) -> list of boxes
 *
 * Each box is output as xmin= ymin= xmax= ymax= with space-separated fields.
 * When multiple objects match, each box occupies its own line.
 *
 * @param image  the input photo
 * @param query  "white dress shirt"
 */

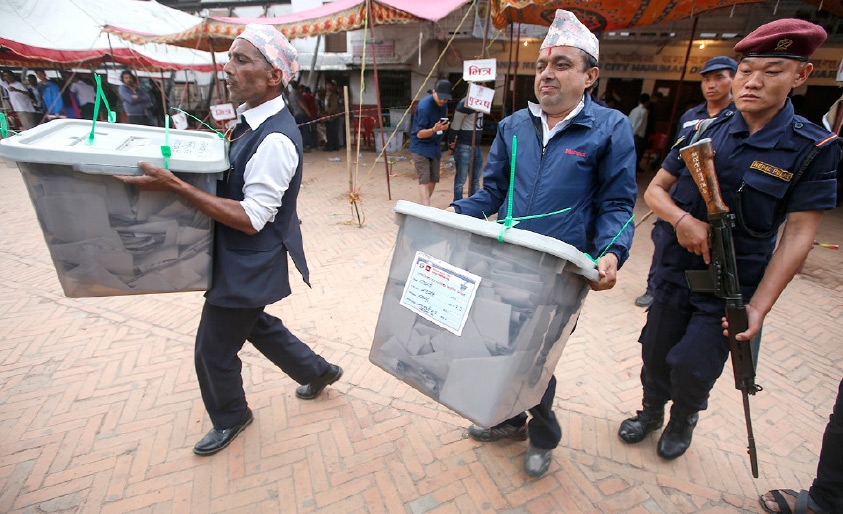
xmin=528 ymin=97 xmax=585 ymax=147
xmin=236 ymin=95 xmax=299 ymax=232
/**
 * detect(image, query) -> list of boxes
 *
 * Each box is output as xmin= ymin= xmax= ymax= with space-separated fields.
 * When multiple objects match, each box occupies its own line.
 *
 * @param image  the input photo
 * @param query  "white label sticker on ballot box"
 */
xmin=399 ymin=251 xmax=481 ymax=336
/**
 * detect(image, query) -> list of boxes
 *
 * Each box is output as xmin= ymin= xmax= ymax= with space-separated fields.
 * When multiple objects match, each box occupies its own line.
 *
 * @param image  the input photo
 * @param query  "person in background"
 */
xmin=25 ymin=74 xmax=43 ymax=120
xmin=634 ymin=56 xmax=738 ymax=308
xmin=618 ymin=18 xmax=841 ymax=463
xmin=323 ymin=80 xmax=341 ymax=152
xmin=114 ymin=24 xmax=343 ymax=457
xmin=118 ymin=70 xmax=154 ymax=126
xmin=34 ymin=70 xmax=64 ymax=119
xmin=302 ymin=85 xmax=318 ymax=149
xmin=450 ymin=10 xmax=637 ymax=478
xmin=70 ymin=76 xmax=97 ymax=120
xmin=288 ymin=81 xmax=315 ymax=152
xmin=448 ymin=96 xmax=484 ymax=201
xmin=1 ymin=69 xmax=38 ymax=130
xmin=409 ymin=79 xmax=451 ymax=206
xmin=679 ymin=56 xmax=737 ymax=130
xmin=628 ymin=93 xmax=650 ymax=173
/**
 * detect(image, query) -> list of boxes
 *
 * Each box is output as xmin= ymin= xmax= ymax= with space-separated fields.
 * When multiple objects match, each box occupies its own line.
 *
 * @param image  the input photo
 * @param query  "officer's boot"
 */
xmin=657 ymin=406 xmax=699 ymax=459
xmin=618 ymin=398 xmax=665 ymax=444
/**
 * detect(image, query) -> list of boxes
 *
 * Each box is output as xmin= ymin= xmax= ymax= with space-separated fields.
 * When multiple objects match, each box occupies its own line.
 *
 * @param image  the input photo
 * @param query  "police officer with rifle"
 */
xmin=617 ymin=18 xmax=841 ymax=475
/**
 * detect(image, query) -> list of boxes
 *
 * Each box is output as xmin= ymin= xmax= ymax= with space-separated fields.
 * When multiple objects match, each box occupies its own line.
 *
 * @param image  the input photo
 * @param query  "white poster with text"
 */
xmin=463 ymin=58 xmax=496 ymax=83
xmin=399 ymin=252 xmax=481 ymax=336
xmin=465 ymin=83 xmax=495 ymax=114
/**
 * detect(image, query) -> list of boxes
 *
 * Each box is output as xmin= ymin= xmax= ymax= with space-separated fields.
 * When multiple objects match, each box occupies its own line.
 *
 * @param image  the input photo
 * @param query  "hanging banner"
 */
xmin=464 ymin=59 xmax=496 ymax=82
xmin=466 ymin=83 xmax=495 ymax=114
xmin=473 ymin=0 xmax=547 ymax=40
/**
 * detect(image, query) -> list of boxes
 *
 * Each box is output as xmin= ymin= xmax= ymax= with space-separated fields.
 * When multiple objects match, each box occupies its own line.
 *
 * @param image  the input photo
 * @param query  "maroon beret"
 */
xmin=734 ymin=18 xmax=827 ymax=61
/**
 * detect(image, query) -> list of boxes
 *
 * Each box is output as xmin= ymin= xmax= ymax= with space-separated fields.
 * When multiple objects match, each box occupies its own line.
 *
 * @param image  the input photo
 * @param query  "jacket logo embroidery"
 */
xmin=750 ymin=160 xmax=793 ymax=182
xmin=565 ymin=148 xmax=586 ymax=157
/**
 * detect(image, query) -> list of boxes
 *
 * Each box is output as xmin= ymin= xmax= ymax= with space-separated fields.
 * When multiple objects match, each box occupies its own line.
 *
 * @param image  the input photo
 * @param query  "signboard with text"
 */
xmin=209 ymin=103 xmax=236 ymax=121
xmin=463 ymin=58 xmax=496 ymax=83
xmin=465 ymin=83 xmax=495 ymax=114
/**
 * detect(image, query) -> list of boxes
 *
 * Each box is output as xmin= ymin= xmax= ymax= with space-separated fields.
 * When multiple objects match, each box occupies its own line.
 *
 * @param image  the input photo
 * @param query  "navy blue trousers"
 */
xmin=195 ymin=301 xmax=330 ymax=429
xmin=811 ymin=376 xmax=843 ymax=513
xmin=494 ymin=375 xmax=561 ymax=450
xmin=639 ymin=283 xmax=731 ymax=413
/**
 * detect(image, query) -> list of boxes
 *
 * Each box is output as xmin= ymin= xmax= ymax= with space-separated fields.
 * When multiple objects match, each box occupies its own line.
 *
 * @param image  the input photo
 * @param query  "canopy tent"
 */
xmin=0 ymin=0 xmax=226 ymax=72
xmin=103 ymin=0 xmax=470 ymax=49
xmin=105 ymin=0 xmax=471 ymax=209
xmin=488 ymin=0 xmax=838 ymax=31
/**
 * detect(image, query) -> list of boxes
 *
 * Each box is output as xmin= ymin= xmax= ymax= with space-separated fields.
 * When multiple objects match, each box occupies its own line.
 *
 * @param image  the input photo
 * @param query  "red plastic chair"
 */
xmin=643 ymin=133 xmax=669 ymax=167
xmin=358 ymin=116 xmax=376 ymax=147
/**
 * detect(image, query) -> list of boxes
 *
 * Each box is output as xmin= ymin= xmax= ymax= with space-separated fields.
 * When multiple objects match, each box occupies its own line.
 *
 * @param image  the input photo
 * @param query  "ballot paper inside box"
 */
xmin=370 ymin=201 xmax=600 ymax=428
xmin=0 ymin=119 xmax=229 ymax=298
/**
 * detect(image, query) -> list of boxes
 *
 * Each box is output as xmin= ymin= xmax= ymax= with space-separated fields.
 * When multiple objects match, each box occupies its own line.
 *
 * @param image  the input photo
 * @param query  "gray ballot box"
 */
xmin=0 ymin=119 xmax=229 ymax=298
xmin=370 ymin=201 xmax=600 ymax=428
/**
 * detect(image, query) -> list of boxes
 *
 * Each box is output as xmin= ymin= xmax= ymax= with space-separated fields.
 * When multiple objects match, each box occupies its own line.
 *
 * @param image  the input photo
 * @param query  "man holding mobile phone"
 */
xmin=409 ymin=80 xmax=452 ymax=206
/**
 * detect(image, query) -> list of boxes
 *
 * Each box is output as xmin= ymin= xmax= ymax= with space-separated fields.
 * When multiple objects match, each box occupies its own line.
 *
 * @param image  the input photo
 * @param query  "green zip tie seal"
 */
xmin=161 ymin=114 xmax=171 ymax=170
xmin=585 ymin=213 xmax=636 ymax=265
xmin=86 ymin=75 xmax=117 ymax=146
xmin=170 ymin=107 xmax=226 ymax=138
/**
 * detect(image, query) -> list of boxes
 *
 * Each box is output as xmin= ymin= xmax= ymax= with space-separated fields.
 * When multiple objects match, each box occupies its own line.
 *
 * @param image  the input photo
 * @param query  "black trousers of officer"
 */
xmin=639 ymin=282 xmax=731 ymax=413
xmin=811 ymin=376 xmax=843 ymax=513
xmin=195 ymin=301 xmax=330 ymax=430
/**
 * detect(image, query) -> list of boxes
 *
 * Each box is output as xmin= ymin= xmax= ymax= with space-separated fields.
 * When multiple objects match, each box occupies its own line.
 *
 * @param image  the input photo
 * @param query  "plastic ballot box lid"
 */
xmin=370 ymin=201 xmax=600 ymax=428
xmin=0 ymin=120 xmax=229 ymax=298
xmin=0 ymin=119 xmax=229 ymax=174
xmin=394 ymin=200 xmax=599 ymax=282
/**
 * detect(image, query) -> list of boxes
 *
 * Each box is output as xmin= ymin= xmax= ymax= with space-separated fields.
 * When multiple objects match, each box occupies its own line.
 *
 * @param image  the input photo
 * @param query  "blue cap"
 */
xmin=699 ymin=56 xmax=738 ymax=75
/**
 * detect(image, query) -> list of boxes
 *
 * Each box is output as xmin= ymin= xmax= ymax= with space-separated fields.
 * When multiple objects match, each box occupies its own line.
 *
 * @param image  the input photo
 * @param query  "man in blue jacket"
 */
xmin=115 ymin=24 xmax=342 ymax=456
xmin=451 ymin=9 xmax=637 ymax=478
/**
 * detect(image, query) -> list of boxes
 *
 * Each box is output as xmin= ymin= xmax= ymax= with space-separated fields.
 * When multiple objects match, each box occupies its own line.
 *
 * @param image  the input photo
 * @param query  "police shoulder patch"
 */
xmin=750 ymin=161 xmax=793 ymax=181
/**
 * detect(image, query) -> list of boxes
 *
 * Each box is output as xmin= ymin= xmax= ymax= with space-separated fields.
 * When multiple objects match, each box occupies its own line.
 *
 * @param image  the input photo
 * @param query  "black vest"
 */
xmin=206 ymin=106 xmax=309 ymax=308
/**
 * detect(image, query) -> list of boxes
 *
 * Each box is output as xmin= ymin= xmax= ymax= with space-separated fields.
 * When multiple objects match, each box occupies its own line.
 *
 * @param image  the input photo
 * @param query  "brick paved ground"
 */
xmin=0 ymin=144 xmax=841 ymax=514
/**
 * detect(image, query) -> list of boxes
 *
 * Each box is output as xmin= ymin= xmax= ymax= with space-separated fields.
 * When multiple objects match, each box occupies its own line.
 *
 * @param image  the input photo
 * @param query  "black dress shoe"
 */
xmin=193 ymin=408 xmax=253 ymax=456
xmin=618 ymin=403 xmax=664 ymax=444
xmin=657 ymin=411 xmax=699 ymax=460
xmin=296 ymin=364 xmax=343 ymax=399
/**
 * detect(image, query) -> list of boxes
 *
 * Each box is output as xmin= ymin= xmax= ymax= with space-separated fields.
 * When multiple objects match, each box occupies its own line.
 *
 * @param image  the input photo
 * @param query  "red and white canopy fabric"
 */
xmin=103 ymin=0 xmax=470 ymax=51
xmin=0 ymin=0 xmax=226 ymax=71
xmin=489 ymin=0 xmax=841 ymax=32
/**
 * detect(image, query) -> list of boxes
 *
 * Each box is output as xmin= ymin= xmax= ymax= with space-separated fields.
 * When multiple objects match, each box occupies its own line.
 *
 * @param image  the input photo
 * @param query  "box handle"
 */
xmin=72 ymin=163 xmax=142 ymax=176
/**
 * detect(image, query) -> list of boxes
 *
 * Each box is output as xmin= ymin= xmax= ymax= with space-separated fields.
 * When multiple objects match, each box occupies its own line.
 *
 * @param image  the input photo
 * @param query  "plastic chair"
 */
xmin=359 ymin=116 xmax=376 ymax=147
xmin=642 ymin=133 xmax=669 ymax=169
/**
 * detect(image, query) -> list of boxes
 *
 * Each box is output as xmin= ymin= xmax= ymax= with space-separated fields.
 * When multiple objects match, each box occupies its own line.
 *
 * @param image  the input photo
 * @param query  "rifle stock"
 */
xmin=679 ymin=138 xmax=729 ymax=217
xmin=679 ymin=139 xmax=761 ymax=478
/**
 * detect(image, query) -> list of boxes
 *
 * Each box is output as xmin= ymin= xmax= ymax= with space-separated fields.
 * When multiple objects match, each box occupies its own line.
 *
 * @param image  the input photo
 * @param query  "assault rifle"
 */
xmin=679 ymin=138 xmax=762 ymax=478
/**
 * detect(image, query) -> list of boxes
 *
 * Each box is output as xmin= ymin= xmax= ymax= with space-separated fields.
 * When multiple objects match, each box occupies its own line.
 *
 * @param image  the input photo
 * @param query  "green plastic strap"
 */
xmin=161 ymin=115 xmax=171 ymax=169
xmin=170 ymin=107 xmax=225 ymax=138
xmin=585 ymin=213 xmax=636 ymax=265
xmin=498 ymin=135 xmax=518 ymax=242
xmin=494 ymin=134 xmax=576 ymax=242
xmin=86 ymin=75 xmax=117 ymax=146
xmin=0 ymin=113 xmax=7 ymax=138
xmin=94 ymin=75 xmax=116 ymax=124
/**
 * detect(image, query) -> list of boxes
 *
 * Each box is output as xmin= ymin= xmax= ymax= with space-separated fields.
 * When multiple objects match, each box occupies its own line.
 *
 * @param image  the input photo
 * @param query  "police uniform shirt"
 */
xmin=657 ymin=99 xmax=840 ymax=296
xmin=678 ymin=101 xmax=735 ymax=131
